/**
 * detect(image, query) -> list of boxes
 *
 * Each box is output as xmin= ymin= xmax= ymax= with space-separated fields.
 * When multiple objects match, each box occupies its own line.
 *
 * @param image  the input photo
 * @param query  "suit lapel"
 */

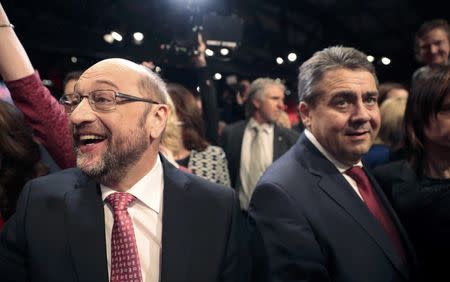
xmin=298 ymin=136 xmax=409 ymax=280
xmin=273 ymin=125 xmax=284 ymax=160
xmin=160 ymin=157 xmax=193 ymax=282
xmin=65 ymin=176 xmax=108 ymax=282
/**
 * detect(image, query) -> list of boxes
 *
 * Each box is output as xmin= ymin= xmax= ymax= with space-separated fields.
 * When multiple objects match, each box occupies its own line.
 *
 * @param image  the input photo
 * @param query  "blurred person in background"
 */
xmin=363 ymin=96 xmax=407 ymax=168
xmin=167 ymin=83 xmax=231 ymax=186
xmin=378 ymin=82 xmax=409 ymax=106
xmin=221 ymin=77 xmax=299 ymax=210
xmin=0 ymin=100 xmax=49 ymax=229
xmin=412 ymin=19 xmax=450 ymax=82
xmin=374 ymin=65 xmax=450 ymax=282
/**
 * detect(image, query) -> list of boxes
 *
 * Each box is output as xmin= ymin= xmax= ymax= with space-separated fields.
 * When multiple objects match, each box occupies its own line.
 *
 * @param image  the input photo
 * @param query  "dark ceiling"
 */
xmin=2 ymin=0 xmax=449 ymax=94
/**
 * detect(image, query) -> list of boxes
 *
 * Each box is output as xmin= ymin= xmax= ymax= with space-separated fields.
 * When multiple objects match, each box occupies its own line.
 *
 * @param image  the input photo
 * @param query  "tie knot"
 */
xmin=105 ymin=192 xmax=136 ymax=211
xmin=345 ymin=166 xmax=369 ymax=187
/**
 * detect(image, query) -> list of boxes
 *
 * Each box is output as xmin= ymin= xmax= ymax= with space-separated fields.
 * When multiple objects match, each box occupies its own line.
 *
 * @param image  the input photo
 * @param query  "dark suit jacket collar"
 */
xmin=295 ymin=134 xmax=412 ymax=280
xmin=64 ymin=156 xmax=193 ymax=282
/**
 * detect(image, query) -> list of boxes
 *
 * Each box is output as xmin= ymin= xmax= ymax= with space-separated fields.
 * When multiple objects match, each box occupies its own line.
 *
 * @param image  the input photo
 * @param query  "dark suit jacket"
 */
xmin=220 ymin=120 xmax=299 ymax=189
xmin=0 ymin=157 xmax=242 ymax=282
xmin=249 ymin=134 xmax=417 ymax=282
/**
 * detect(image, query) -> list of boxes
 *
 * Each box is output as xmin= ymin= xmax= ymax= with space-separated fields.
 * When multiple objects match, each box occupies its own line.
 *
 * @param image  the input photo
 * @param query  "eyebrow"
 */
xmin=74 ymin=79 xmax=118 ymax=93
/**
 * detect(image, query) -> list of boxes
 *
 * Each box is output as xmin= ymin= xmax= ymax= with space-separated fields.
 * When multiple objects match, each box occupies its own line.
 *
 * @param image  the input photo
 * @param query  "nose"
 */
xmin=69 ymin=98 xmax=96 ymax=126
xmin=350 ymin=100 xmax=371 ymax=124
xmin=278 ymin=99 xmax=285 ymax=109
xmin=430 ymin=44 xmax=439 ymax=54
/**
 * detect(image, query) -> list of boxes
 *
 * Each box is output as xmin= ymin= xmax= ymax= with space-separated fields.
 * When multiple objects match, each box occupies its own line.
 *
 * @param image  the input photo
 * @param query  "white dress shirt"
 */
xmin=101 ymin=156 xmax=164 ymax=282
xmin=304 ymin=129 xmax=364 ymax=200
xmin=239 ymin=118 xmax=274 ymax=209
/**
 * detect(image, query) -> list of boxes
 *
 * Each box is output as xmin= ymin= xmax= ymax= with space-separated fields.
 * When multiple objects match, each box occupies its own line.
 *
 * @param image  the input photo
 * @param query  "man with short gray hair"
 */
xmin=221 ymin=78 xmax=298 ymax=210
xmin=249 ymin=46 xmax=417 ymax=281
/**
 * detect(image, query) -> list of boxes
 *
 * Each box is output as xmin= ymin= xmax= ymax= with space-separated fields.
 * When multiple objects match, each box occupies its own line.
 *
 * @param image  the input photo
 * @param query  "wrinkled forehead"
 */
xmin=76 ymin=59 xmax=143 ymax=92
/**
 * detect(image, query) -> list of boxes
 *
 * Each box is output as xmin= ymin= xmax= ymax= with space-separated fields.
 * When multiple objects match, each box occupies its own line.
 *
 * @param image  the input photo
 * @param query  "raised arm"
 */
xmin=0 ymin=3 xmax=75 ymax=169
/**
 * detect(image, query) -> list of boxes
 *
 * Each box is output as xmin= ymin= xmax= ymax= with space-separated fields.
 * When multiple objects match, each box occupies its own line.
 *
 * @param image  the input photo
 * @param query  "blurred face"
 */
xmin=386 ymin=88 xmax=408 ymax=101
xmin=299 ymin=68 xmax=380 ymax=166
xmin=253 ymin=85 xmax=285 ymax=124
xmin=418 ymin=28 xmax=450 ymax=65
xmin=424 ymin=94 xmax=450 ymax=153
xmin=69 ymin=60 xmax=166 ymax=186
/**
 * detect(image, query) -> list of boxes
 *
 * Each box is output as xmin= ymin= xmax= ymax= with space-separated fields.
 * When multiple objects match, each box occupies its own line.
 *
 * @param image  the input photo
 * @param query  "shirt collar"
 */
xmin=247 ymin=117 xmax=274 ymax=133
xmin=101 ymin=155 xmax=164 ymax=214
xmin=304 ymin=129 xmax=362 ymax=173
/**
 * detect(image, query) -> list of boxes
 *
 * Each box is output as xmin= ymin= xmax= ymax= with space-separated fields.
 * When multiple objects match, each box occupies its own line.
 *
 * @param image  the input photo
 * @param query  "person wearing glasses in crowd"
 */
xmin=0 ymin=57 xmax=243 ymax=282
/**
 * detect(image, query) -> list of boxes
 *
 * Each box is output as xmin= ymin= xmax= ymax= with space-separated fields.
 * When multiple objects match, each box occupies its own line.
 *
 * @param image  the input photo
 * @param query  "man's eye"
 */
xmin=335 ymin=99 xmax=349 ymax=108
xmin=365 ymin=97 xmax=378 ymax=105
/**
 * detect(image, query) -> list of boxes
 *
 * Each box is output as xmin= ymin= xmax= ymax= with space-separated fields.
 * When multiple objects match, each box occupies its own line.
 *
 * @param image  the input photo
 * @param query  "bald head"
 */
xmin=78 ymin=58 xmax=169 ymax=103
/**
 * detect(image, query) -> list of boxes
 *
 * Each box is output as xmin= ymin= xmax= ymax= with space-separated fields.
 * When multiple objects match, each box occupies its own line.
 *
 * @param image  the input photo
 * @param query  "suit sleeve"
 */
xmin=249 ymin=182 xmax=331 ymax=282
xmin=219 ymin=189 xmax=248 ymax=282
xmin=0 ymin=181 xmax=32 ymax=282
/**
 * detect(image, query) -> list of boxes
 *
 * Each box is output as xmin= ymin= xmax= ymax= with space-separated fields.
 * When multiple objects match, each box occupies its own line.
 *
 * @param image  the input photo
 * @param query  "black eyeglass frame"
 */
xmin=59 ymin=90 xmax=161 ymax=113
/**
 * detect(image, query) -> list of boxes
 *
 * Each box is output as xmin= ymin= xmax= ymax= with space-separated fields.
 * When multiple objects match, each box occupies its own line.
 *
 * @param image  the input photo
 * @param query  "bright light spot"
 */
xmin=103 ymin=33 xmax=114 ymax=44
xmin=381 ymin=57 xmax=391 ymax=65
xmin=70 ymin=56 xmax=78 ymax=63
xmin=287 ymin=52 xmax=297 ymax=62
xmin=276 ymin=57 xmax=284 ymax=64
xmin=196 ymin=86 xmax=200 ymax=92
xmin=155 ymin=66 xmax=161 ymax=73
xmin=220 ymin=48 xmax=229 ymax=56
xmin=367 ymin=55 xmax=375 ymax=62
xmin=205 ymin=49 xmax=214 ymax=57
xmin=133 ymin=32 xmax=144 ymax=41
xmin=214 ymin=73 xmax=222 ymax=80
xmin=111 ymin=31 xmax=123 ymax=42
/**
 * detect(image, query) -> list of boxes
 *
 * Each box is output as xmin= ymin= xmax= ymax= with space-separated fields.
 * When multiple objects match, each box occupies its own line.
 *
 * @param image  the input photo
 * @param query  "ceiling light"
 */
xmin=133 ymin=32 xmax=144 ymax=41
xmin=366 ymin=55 xmax=375 ymax=62
xmin=287 ymin=52 xmax=297 ymax=62
xmin=205 ymin=49 xmax=214 ymax=57
xmin=214 ymin=73 xmax=222 ymax=80
xmin=381 ymin=57 xmax=391 ymax=65
xmin=70 ymin=56 xmax=78 ymax=63
xmin=276 ymin=57 xmax=284 ymax=64
xmin=111 ymin=31 xmax=123 ymax=42
xmin=103 ymin=33 xmax=114 ymax=44
xmin=220 ymin=48 xmax=229 ymax=56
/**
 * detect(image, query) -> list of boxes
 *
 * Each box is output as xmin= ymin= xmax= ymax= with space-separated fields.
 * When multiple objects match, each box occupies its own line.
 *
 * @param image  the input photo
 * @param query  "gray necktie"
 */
xmin=247 ymin=126 xmax=265 ymax=191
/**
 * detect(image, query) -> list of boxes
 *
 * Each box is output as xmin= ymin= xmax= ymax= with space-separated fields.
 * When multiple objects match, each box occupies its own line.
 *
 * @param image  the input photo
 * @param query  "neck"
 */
xmin=423 ymin=144 xmax=450 ymax=179
xmin=252 ymin=113 xmax=270 ymax=125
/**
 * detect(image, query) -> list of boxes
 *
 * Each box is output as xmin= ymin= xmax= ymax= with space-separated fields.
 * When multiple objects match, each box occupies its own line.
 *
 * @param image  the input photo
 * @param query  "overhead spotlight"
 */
xmin=205 ymin=49 xmax=214 ymax=57
xmin=133 ymin=32 xmax=144 ymax=42
xmin=111 ymin=31 xmax=123 ymax=42
xmin=70 ymin=56 xmax=78 ymax=63
xmin=103 ymin=33 xmax=114 ymax=44
xmin=366 ymin=55 xmax=375 ymax=62
xmin=287 ymin=52 xmax=297 ymax=62
xmin=155 ymin=66 xmax=162 ymax=73
xmin=276 ymin=57 xmax=284 ymax=65
xmin=381 ymin=57 xmax=391 ymax=65
xmin=196 ymin=86 xmax=201 ymax=93
xmin=220 ymin=48 xmax=229 ymax=56
xmin=214 ymin=73 xmax=222 ymax=80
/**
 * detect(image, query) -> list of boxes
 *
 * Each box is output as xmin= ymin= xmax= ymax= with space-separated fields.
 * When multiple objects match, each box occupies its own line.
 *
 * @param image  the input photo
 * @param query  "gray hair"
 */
xmin=298 ymin=46 xmax=378 ymax=105
xmin=138 ymin=65 xmax=170 ymax=105
xmin=246 ymin=77 xmax=285 ymax=117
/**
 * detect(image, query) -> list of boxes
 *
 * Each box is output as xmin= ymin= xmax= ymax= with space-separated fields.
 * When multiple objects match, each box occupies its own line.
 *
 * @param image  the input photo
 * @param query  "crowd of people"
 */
xmin=0 ymin=1 xmax=449 ymax=281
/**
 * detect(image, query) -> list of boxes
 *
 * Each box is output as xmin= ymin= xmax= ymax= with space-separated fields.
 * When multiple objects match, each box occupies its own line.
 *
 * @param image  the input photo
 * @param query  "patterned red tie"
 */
xmin=345 ymin=166 xmax=406 ymax=259
xmin=105 ymin=193 xmax=143 ymax=282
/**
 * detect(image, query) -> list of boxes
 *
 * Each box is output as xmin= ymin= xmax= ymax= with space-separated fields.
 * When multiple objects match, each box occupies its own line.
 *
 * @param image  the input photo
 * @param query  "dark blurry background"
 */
xmin=2 ymin=0 xmax=449 ymax=102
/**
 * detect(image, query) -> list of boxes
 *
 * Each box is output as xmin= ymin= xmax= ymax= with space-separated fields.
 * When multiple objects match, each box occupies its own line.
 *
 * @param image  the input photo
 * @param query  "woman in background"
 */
xmin=374 ymin=65 xmax=450 ymax=281
xmin=167 ymin=83 xmax=231 ymax=186
xmin=0 ymin=100 xmax=48 ymax=228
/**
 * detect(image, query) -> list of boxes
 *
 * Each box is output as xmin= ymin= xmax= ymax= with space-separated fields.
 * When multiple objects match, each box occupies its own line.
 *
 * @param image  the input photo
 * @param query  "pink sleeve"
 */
xmin=6 ymin=71 xmax=76 ymax=169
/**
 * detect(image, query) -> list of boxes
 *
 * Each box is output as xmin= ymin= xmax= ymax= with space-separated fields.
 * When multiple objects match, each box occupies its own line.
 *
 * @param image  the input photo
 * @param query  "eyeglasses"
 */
xmin=59 ymin=90 xmax=160 ymax=113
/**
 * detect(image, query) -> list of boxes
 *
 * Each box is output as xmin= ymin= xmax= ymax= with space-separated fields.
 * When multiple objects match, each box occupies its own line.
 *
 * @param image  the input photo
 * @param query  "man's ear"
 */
xmin=252 ymin=97 xmax=261 ymax=110
xmin=298 ymin=102 xmax=312 ymax=129
xmin=149 ymin=104 xmax=169 ymax=139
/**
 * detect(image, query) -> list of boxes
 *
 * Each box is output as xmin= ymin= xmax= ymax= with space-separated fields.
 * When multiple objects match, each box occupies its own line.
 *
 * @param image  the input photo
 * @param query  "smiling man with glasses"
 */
xmin=0 ymin=58 xmax=243 ymax=282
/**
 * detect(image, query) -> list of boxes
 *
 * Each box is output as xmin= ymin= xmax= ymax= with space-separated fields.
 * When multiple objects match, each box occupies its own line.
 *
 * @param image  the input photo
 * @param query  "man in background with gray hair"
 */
xmin=249 ymin=46 xmax=418 ymax=281
xmin=221 ymin=78 xmax=298 ymax=211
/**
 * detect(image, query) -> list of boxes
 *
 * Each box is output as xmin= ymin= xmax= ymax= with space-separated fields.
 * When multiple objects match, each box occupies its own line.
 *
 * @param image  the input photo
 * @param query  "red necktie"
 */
xmin=105 ymin=193 xmax=143 ymax=282
xmin=345 ymin=166 xmax=406 ymax=259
